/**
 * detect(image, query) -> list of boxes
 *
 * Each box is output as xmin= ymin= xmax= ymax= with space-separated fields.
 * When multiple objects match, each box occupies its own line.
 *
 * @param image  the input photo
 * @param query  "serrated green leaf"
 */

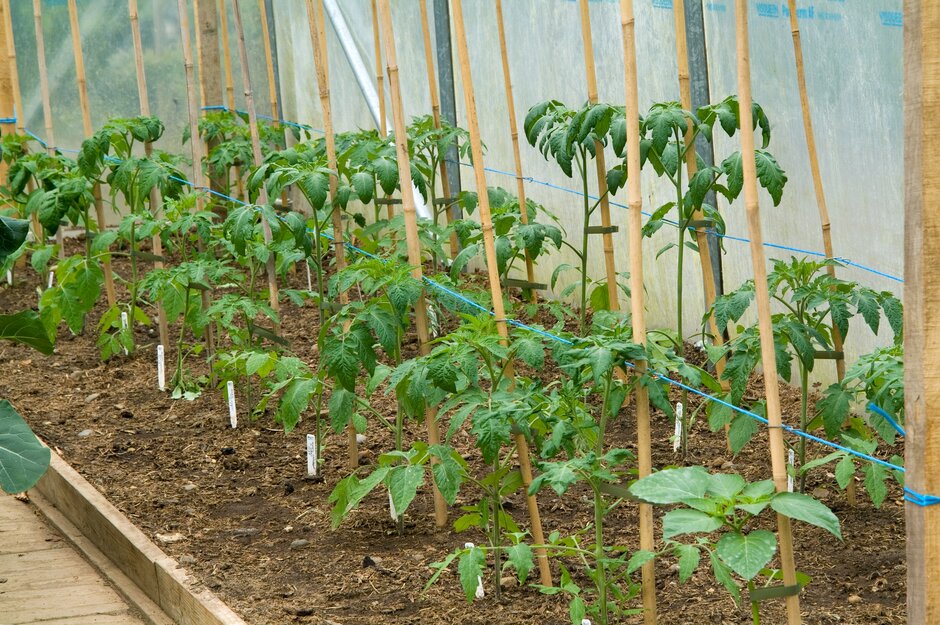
xmin=458 ymin=547 xmax=485 ymax=601
xmin=716 ymin=530 xmax=777 ymax=581
xmin=505 ymin=543 xmax=534 ymax=584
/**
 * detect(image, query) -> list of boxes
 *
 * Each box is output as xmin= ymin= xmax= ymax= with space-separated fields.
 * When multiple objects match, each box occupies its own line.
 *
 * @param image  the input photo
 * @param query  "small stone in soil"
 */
xmin=156 ymin=532 xmax=185 ymax=544
xmin=78 ymin=429 xmax=94 ymax=438
xmin=84 ymin=392 xmax=100 ymax=403
xmin=206 ymin=577 xmax=222 ymax=589
xmin=233 ymin=527 xmax=259 ymax=537
xmin=120 ymin=410 xmax=134 ymax=419
xmin=178 ymin=555 xmax=196 ymax=565
xmin=290 ymin=539 xmax=309 ymax=549
xmin=363 ymin=555 xmax=377 ymax=568
xmin=848 ymin=594 xmax=862 ymax=604
xmin=220 ymin=447 xmax=235 ymax=455
xmin=355 ymin=433 xmax=367 ymax=444
xmin=813 ymin=488 xmax=831 ymax=499
xmin=182 ymin=483 xmax=197 ymax=492
xmin=283 ymin=482 xmax=294 ymax=495
xmin=287 ymin=607 xmax=315 ymax=617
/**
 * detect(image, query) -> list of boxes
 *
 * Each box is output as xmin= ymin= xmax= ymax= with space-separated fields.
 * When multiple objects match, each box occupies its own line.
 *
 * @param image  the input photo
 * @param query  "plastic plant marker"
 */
xmin=306 ymin=262 xmax=313 ymax=292
xmin=120 ymin=312 xmax=129 ymax=355
xmin=227 ymin=381 xmax=237 ymax=428
xmin=674 ymin=402 xmax=683 ymax=453
xmin=5 ymin=271 xmax=10 ymax=286
xmin=788 ymin=449 xmax=795 ymax=493
xmin=157 ymin=344 xmax=166 ymax=391
xmin=47 ymin=272 xmax=53 ymax=289
xmin=306 ymin=434 xmax=317 ymax=477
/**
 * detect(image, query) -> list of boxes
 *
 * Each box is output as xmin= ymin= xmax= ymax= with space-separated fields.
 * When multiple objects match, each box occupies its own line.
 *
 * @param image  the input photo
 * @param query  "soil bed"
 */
xmin=0 ymin=246 xmax=906 ymax=625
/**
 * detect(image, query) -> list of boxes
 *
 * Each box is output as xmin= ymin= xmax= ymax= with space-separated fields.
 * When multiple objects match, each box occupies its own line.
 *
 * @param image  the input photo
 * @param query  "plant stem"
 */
xmin=491 ymin=458 xmax=502 ymax=601
xmin=174 ymin=286 xmax=192 ymax=389
xmin=579 ymin=152 xmax=590 ymax=334
xmin=799 ymin=365 xmax=809 ymax=492
xmin=594 ymin=373 xmax=612 ymax=624
xmin=748 ymin=581 xmax=761 ymax=625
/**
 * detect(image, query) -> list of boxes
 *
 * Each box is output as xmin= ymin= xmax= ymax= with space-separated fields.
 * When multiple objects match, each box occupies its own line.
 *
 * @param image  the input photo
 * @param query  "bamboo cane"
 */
xmin=67 ymin=0 xmax=118 ymax=308
xmin=578 ymin=0 xmax=620 ymax=312
xmin=494 ymin=0 xmax=537 ymax=305
xmin=193 ymin=0 xmax=207 ymax=108
xmin=418 ymin=0 xmax=459 ymax=260
xmin=257 ymin=0 xmax=278 ymax=122
xmin=619 ymin=1 xmax=657 ymax=621
xmin=735 ymin=2 xmax=802 ymax=622
xmin=785 ymin=0 xmax=854 ymax=505
xmin=304 ymin=0 xmax=362 ymax=472
xmin=2 ymin=0 xmax=44 ymax=261
xmin=176 ymin=0 xmax=218 ymax=370
xmin=230 ymin=0 xmax=281 ymax=330
xmin=450 ymin=0 xmax=552 ymax=587
xmin=217 ymin=0 xmax=245 ymax=201
xmin=369 ymin=0 xmax=394 ymax=225
xmin=128 ymin=0 xmax=170 ymax=352
xmin=375 ymin=0 xmax=449 ymax=527
xmin=32 ymin=0 xmax=64 ymax=261
xmin=673 ymin=0 xmax=734 ymax=451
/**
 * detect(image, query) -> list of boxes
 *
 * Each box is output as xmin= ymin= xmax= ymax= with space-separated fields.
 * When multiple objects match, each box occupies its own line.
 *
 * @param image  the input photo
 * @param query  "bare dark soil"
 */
xmin=0 ymin=246 xmax=906 ymax=625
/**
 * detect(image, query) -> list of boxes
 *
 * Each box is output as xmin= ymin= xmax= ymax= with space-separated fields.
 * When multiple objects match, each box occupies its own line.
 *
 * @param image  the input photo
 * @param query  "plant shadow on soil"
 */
xmin=0 ymin=242 xmax=905 ymax=625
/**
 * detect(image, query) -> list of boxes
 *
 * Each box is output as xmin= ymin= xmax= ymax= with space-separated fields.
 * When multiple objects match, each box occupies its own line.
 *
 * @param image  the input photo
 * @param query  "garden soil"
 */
xmin=0 ymin=249 xmax=905 ymax=625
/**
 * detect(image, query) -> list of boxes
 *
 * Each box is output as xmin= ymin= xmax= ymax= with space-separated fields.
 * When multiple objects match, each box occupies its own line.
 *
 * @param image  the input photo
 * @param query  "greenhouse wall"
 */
xmin=274 ymin=0 xmax=903 ymax=385
xmin=6 ymin=0 xmax=904 ymax=386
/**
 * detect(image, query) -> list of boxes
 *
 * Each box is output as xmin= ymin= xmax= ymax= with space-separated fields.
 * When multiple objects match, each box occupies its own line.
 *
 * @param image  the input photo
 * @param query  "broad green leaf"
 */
xmin=0 ymin=216 xmax=29 ymax=262
xmin=662 ymin=509 xmax=723 ymax=539
xmin=0 ymin=400 xmax=51 ymax=494
xmin=862 ymin=462 xmax=888 ymax=509
xmin=276 ymin=378 xmax=316 ymax=432
xmin=629 ymin=466 xmax=710 ymax=504
xmin=328 ymin=387 xmax=355 ymax=433
xmin=387 ymin=465 xmax=424 ymax=516
xmin=430 ymin=447 xmax=464 ymax=505
xmin=350 ymin=171 xmax=375 ymax=204
xmin=716 ymin=530 xmax=777 ymax=581
xmin=710 ymin=548 xmax=741 ymax=604
xmin=817 ymin=383 xmax=852 ymax=437
xmin=728 ymin=414 xmax=759 ymax=455
xmin=505 ymin=543 xmax=534 ymax=583
xmin=458 ymin=546 xmax=485 ymax=601
xmin=835 ymin=455 xmax=855 ymax=490
xmin=770 ymin=491 xmax=842 ymax=538
xmin=626 ymin=549 xmax=657 ymax=575
xmin=0 ymin=311 xmax=54 ymax=355
xmin=707 ymin=473 xmax=747 ymax=499
xmin=754 ymin=150 xmax=787 ymax=206
xmin=674 ymin=543 xmax=700 ymax=583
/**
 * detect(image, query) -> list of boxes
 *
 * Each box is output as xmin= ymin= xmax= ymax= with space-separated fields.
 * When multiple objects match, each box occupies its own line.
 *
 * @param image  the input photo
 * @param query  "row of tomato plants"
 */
xmin=0 ymin=97 xmax=903 ymax=624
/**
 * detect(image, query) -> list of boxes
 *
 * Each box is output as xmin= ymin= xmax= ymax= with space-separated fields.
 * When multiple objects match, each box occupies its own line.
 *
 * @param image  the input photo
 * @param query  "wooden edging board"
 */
xmin=32 ymin=450 xmax=248 ymax=625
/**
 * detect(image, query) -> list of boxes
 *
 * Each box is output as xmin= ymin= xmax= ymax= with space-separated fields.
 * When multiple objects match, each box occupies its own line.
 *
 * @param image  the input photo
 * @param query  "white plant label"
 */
xmin=120 ymin=312 xmax=129 ymax=355
xmin=306 ymin=434 xmax=317 ymax=477
xmin=463 ymin=542 xmax=484 ymax=598
xmin=5 ymin=270 xmax=11 ymax=285
xmin=582 ymin=620 xmax=593 ymax=625
xmin=227 ymin=381 xmax=237 ymax=428
xmin=388 ymin=491 xmax=399 ymax=522
xmin=305 ymin=262 xmax=313 ymax=292
xmin=47 ymin=272 xmax=54 ymax=288
xmin=156 ymin=344 xmax=166 ymax=391
xmin=673 ymin=402 xmax=683 ymax=452
xmin=787 ymin=448 xmax=795 ymax=492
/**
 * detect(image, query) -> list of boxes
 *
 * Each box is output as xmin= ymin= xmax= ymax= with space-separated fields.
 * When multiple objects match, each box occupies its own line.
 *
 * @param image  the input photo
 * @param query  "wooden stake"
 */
xmin=903 ymin=4 xmax=940 ymax=622
xmin=32 ymin=0 xmax=63 ymax=261
xmin=67 ymin=0 xmax=118 ymax=308
xmin=578 ymin=0 xmax=620 ymax=312
xmin=1 ymin=0 xmax=44 ymax=253
xmin=418 ymin=0 xmax=459 ymax=260
xmin=785 ymin=0 xmax=854 ymax=504
xmin=673 ymin=0 xmax=734 ymax=451
xmin=494 ymin=0 xmax=537 ymax=305
xmin=369 ymin=0 xmax=394 ymax=225
xmin=219 ymin=0 xmax=236 ymax=110
xmin=193 ymin=0 xmax=207 ymax=107
xmin=231 ymin=0 xmax=281 ymax=328
xmin=304 ymin=0 xmax=361 ymax=472
xmin=450 ymin=0 xmax=551 ymax=587
xmin=619 ymin=2 xmax=656 ymax=621
xmin=257 ymin=0 xmax=279 ymax=121
xmin=735 ymin=2 xmax=801 ymax=622
xmin=176 ymin=0 xmax=216 ymax=365
xmin=129 ymin=0 xmax=170 ymax=351
xmin=0 ymin=0 xmax=13 ymax=184
xmin=375 ymin=0 xmax=448 ymax=527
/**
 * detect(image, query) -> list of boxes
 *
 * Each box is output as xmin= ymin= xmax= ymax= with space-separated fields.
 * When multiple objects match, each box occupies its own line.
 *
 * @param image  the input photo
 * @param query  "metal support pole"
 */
xmin=432 ymin=0 xmax=461 ymax=209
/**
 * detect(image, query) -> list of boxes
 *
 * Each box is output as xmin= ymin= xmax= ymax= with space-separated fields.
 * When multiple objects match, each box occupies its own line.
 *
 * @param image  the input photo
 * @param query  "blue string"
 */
xmin=867 ymin=402 xmax=906 ymax=438
xmin=22 ymin=124 xmax=933 ymax=504
xmin=0 ymin=116 xmax=16 ymax=125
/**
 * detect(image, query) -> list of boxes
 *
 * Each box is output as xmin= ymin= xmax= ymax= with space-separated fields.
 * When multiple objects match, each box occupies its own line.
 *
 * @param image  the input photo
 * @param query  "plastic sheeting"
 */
xmin=273 ymin=0 xmax=903 ymax=385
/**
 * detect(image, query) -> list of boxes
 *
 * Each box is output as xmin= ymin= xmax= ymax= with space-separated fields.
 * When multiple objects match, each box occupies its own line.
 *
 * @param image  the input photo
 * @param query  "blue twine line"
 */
xmin=867 ymin=402 xmax=906 ymax=438
xmin=0 ymin=116 xmax=16 ymax=124
xmin=23 ymin=125 xmax=931 ymax=504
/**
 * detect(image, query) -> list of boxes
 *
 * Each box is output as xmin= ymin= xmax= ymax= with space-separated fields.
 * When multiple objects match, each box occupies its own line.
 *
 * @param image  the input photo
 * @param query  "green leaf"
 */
xmin=835 ymin=455 xmax=855 ymax=490
xmin=0 ymin=216 xmax=29 ymax=262
xmin=0 ymin=310 xmax=54 ymax=355
xmin=707 ymin=473 xmax=747 ymax=499
xmin=626 ymin=549 xmax=657 ymax=575
xmin=373 ymin=157 xmax=399 ymax=196
xmin=276 ymin=378 xmax=316 ymax=432
xmin=350 ymin=171 xmax=375 ymax=204
xmin=817 ymin=383 xmax=852 ymax=437
xmin=715 ymin=530 xmax=777 ymax=581
xmin=0 ymin=400 xmax=51 ymax=494
xmin=771 ymin=491 xmax=842 ymax=538
xmin=710 ymin=548 xmax=741 ymax=604
xmin=458 ymin=546 xmax=485 ymax=601
xmin=862 ymin=462 xmax=888 ymax=508
xmin=505 ymin=543 xmax=534 ymax=584
xmin=430 ymin=446 xmax=464 ymax=505
xmin=674 ymin=544 xmax=700 ymax=583
xmin=662 ymin=509 xmax=724 ymax=539
xmin=754 ymin=150 xmax=787 ymax=206
xmin=728 ymin=415 xmax=759 ymax=455
xmin=328 ymin=388 xmax=355 ymax=433
xmin=629 ymin=466 xmax=710 ymax=504
xmin=387 ymin=465 xmax=424 ymax=517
